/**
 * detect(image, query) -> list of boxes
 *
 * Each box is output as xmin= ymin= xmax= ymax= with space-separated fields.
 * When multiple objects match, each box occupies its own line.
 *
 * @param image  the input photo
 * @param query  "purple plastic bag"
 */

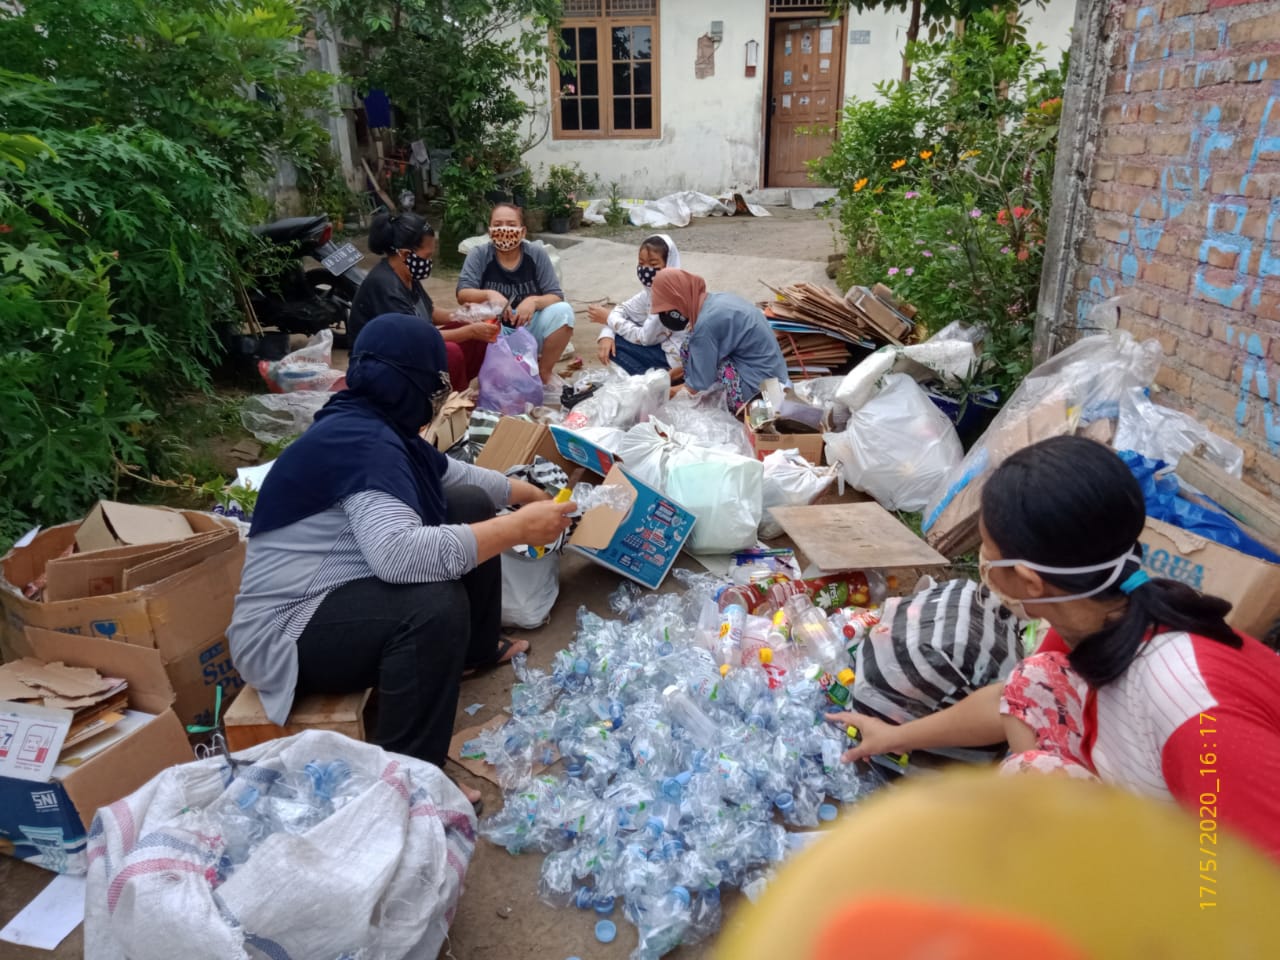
xmin=477 ymin=327 xmax=543 ymax=414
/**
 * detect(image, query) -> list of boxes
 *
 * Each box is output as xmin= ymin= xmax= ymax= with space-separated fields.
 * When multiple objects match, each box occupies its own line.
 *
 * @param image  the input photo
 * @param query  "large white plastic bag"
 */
xmin=1115 ymin=386 xmax=1244 ymax=476
xmin=477 ymin=326 xmax=543 ymax=414
xmin=619 ymin=420 xmax=762 ymax=553
xmin=657 ymin=386 xmax=755 ymax=457
xmin=561 ymin=367 xmax=670 ymax=431
xmin=240 ymin=390 xmax=330 ymax=443
xmin=759 ymin=449 xmax=838 ymax=539
xmin=828 ymin=374 xmax=962 ymax=512
xmin=85 ymin=730 xmax=475 ymax=960
xmin=502 ymin=550 xmax=561 ymax=629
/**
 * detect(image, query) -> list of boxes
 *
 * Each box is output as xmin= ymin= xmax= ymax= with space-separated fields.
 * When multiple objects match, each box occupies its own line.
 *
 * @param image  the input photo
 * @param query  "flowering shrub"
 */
xmin=813 ymin=12 xmax=1066 ymax=399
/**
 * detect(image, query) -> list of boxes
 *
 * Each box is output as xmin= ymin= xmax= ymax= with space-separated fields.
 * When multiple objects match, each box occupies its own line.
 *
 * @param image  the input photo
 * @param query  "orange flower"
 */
xmin=961 ymin=149 xmax=981 ymax=160
xmin=873 ymin=186 xmax=884 ymax=194
xmin=853 ymin=177 xmax=869 ymax=192
xmin=919 ymin=150 xmax=933 ymax=160
xmin=891 ymin=158 xmax=907 ymax=170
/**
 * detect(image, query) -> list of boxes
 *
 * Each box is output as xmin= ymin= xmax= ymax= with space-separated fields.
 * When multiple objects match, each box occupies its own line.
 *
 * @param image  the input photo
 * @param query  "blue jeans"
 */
xmin=610 ymin=337 xmax=669 ymax=375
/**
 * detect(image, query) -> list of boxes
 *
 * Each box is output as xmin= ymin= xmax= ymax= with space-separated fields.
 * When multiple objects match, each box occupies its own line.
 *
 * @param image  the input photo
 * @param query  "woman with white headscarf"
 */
xmin=589 ymin=233 xmax=686 ymax=375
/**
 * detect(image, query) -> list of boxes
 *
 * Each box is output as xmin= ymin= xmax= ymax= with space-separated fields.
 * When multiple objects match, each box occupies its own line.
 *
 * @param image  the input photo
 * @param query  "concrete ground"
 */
xmin=0 ymin=208 xmax=843 ymax=959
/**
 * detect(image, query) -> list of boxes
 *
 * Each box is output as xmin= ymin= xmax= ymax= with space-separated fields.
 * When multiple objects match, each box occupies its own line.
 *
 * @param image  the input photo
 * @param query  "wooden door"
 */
xmin=766 ymin=18 xmax=845 ymax=188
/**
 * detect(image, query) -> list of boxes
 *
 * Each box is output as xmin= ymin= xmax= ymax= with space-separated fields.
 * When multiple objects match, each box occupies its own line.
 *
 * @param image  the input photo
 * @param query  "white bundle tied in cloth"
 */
xmin=85 ymin=730 xmax=476 ymax=960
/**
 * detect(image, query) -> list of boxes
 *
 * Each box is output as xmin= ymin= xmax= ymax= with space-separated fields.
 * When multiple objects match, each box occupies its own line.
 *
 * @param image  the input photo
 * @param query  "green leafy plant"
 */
xmin=604 ymin=181 xmax=629 ymax=228
xmin=542 ymin=162 xmax=595 ymax=219
xmin=813 ymin=12 xmax=1065 ymax=401
xmin=0 ymin=0 xmax=333 ymax=549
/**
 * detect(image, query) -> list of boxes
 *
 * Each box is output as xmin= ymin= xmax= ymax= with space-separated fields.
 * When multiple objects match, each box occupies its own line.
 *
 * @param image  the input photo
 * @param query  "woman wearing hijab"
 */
xmin=228 ymin=314 xmax=575 ymax=799
xmin=347 ymin=212 xmax=497 ymax=390
xmin=649 ymin=268 xmax=789 ymax=410
xmin=589 ymin=234 xmax=686 ymax=375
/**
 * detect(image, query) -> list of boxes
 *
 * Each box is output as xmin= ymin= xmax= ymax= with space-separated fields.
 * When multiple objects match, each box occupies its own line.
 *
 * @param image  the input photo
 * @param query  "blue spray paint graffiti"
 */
xmin=1195 ymin=202 xmax=1252 ymax=307
xmin=1226 ymin=325 xmax=1280 ymax=452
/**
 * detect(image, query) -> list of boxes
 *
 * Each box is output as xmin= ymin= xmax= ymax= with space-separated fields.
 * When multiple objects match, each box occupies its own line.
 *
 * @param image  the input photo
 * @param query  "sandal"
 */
xmin=463 ymin=636 xmax=530 ymax=677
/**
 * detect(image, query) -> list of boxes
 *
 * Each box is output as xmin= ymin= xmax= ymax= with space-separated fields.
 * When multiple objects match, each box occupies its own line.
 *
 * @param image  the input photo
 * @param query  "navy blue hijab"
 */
xmin=250 ymin=314 xmax=452 ymax=536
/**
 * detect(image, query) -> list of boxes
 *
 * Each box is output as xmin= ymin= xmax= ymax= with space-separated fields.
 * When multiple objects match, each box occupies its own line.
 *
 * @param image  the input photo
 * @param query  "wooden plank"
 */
xmin=1175 ymin=448 xmax=1280 ymax=551
xmin=224 ymin=685 xmax=370 ymax=752
xmin=769 ymin=502 xmax=949 ymax=572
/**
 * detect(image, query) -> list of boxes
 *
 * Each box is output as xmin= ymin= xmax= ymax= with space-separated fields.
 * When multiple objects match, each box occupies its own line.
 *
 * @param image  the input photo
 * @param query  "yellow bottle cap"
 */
xmin=759 ymin=648 xmax=774 ymax=665
xmin=554 ymin=487 xmax=573 ymax=503
xmin=772 ymin=611 xmax=786 ymax=626
xmin=720 ymin=663 xmax=731 ymax=677
xmin=838 ymin=668 xmax=855 ymax=685
xmin=846 ymin=725 xmax=860 ymax=739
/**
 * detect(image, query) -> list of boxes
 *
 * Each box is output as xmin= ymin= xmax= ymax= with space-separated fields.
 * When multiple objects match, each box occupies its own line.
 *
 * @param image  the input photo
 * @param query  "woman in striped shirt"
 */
xmin=828 ymin=436 xmax=1280 ymax=861
xmin=229 ymin=314 xmax=575 ymax=804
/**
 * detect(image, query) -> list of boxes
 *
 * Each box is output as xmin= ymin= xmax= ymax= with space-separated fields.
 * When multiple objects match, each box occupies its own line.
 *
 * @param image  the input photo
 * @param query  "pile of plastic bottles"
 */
xmin=465 ymin=573 xmax=889 ymax=959
xmin=210 ymin=758 xmax=367 ymax=885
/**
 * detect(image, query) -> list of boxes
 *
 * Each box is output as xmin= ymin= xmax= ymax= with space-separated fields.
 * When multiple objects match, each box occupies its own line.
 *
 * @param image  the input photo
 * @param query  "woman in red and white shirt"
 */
xmin=829 ymin=435 xmax=1280 ymax=861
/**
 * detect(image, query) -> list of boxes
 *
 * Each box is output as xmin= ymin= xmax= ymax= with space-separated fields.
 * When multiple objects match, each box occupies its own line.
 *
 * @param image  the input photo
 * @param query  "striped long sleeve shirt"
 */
xmin=227 ymin=459 xmax=510 ymax=725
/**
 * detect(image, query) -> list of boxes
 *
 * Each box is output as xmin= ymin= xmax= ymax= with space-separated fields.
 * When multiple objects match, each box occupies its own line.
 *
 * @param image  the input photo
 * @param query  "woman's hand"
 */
xmin=508 ymin=478 xmax=551 ymax=506
xmin=514 ymin=499 xmax=576 ymax=544
xmin=513 ymin=297 xmax=539 ymax=326
xmin=824 ymin=711 xmax=906 ymax=763
xmin=597 ymin=337 xmax=616 ymax=365
xmin=587 ymin=303 xmax=611 ymax=325
xmin=469 ymin=321 xmax=500 ymax=344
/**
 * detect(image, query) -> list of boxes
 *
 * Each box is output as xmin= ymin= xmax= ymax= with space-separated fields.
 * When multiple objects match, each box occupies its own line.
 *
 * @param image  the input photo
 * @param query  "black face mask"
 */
xmin=403 ymin=251 xmax=433 ymax=281
xmin=658 ymin=309 xmax=688 ymax=332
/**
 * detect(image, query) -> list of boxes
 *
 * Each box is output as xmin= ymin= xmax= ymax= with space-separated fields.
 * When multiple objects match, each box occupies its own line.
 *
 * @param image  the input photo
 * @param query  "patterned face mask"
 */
xmin=490 ymin=225 xmax=525 ymax=252
xmin=637 ymin=264 xmax=659 ymax=287
xmin=658 ymin=309 xmax=688 ymax=331
xmin=403 ymin=251 xmax=432 ymax=281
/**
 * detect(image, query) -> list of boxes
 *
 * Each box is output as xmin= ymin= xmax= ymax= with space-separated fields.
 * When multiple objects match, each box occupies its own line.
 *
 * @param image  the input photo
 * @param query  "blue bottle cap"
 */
xmin=819 ymin=802 xmax=838 ymax=821
xmin=669 ymin=885 xmax=691 ymax=907
xmin=774 ymin=791 xmax=794 ymax=811
xmin=565 ymin=762 xmax=584 ymax=779
xmin=661 ymin=778 xmax=683 ymax=801
xmin=593 ymin=896 xmax=616 ymax=915
xmin=645 ymin=815 xmax=665 ymax=836
xmin=574 ymin=658 xmax=590 ymax=675
xmin=595 ymin=919 xmax=617 ymax=943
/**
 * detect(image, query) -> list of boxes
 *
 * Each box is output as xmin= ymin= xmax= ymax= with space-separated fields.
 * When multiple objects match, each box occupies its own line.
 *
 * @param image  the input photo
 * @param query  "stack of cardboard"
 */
xmin=1 ymin=501 xmax=246 ymax=730
xmin=762 ymin=281 xmax=917 ymax=362
xmin=0 ymin=658 xmax=129 ymax=753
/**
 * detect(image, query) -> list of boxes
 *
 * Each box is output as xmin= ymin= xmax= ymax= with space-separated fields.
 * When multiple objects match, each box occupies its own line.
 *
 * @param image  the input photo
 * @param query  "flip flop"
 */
xmin=462 ymin=636 xmax=529 ymax=678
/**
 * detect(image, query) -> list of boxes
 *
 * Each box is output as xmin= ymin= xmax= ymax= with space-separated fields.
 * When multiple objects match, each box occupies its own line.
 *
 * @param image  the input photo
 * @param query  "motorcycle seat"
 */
xmin=253 ymin=215 xmax=329 ymax=243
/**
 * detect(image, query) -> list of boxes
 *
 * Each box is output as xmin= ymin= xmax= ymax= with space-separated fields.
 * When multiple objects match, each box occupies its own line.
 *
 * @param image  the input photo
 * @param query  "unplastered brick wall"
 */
xmin=1069 ymin=0 xmax=1280 ymax=487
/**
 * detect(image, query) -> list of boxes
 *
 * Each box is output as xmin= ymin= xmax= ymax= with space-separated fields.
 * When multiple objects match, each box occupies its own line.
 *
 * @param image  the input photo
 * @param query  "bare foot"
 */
xmin=456 ymin=781 xmax=482 ymax=806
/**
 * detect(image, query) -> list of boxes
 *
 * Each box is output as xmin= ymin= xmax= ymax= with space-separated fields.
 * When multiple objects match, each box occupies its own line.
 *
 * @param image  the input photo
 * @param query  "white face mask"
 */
xmin=978 ymin=549 xmax=1135 ymax=621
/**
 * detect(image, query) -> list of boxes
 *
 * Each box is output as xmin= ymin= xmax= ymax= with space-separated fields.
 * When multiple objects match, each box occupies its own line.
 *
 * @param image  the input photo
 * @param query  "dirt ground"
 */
xmin=0 ymin=208 xmax=847 ymax=959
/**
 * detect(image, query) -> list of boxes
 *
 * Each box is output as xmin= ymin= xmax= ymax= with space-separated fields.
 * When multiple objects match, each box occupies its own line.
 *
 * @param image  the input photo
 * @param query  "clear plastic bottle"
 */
xmin=633 ymin=885 xmax=694 ymax=960
xmin=662 ymin=685 xmax=720 ymax=747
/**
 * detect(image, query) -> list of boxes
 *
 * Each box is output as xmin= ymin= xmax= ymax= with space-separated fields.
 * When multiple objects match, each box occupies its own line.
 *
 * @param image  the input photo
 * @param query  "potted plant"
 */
xmin=542 ymin=163 xmax=581 ymax=233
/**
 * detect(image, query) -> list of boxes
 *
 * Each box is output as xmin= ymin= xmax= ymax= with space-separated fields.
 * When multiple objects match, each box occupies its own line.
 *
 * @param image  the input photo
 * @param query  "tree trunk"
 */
xmin=901 ymin=0 xmax=922 ymax=83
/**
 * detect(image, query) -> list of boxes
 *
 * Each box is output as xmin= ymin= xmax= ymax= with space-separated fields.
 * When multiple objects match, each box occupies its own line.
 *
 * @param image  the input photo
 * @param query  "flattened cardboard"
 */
xmin=75 ymin=501 xmax=195 ymax=553
xmin=422 ymin=392 xmax=474 ymax=452
xmin=1141 ymin=517 xmax=1280 ymax=639
xmin=122 ymin=527 xmax=238 ymax=590
xmin=474 ymin=417 xmax=573 ymax=474
xmin=770 ymin=502 xmax=948 ymax=572
xmin=43 ymin=541 xmax=187 ymax=602
xmin=0 ymin=627 xmax=193 ymax=874
xmin=549 ymin=425 xmax=620 ymax=476
xmin=568 ymin=466 xmax=696 ymax=590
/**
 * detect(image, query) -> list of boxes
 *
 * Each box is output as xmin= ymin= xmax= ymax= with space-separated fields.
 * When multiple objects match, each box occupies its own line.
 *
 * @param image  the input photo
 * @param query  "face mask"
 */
xmin=637 ymin=264 xmax=659 ymax=287
xmin=490 ymin=226 xmax=525 ymax=252
xmin=403 ymin=251 xmax=432 ymax=281
xmin=978 ymin=548 xmax=1136 ymax=620
xmin=658 ymin=309 xmax=688 ymax=331
xmin=424 ymin=371 xmax=452 ymax=424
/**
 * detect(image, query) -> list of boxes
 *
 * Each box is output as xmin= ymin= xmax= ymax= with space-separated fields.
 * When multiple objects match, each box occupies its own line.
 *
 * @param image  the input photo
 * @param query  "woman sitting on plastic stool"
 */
xmin=228 ymin=314 xmax=576 ymax=804
xmin=456 ymin=203 xmax=575 ymax=400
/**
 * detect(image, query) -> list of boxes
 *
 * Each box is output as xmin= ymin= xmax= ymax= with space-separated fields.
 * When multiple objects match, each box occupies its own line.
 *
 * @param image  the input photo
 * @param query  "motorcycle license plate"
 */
xmin=321 ymin=242 xmax=362 ymax=275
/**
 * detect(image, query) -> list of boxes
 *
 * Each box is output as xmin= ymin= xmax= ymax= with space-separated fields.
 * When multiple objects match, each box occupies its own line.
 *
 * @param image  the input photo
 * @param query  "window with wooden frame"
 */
xmin=553 ymin=0 xmax=659 ymax=140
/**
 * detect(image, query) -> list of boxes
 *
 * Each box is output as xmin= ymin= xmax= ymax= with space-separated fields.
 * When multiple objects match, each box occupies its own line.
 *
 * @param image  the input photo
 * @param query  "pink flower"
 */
xmin=905 ymin=267 xmax=914 ymax=276
xmin=0 ymin=224 xmax=11 ymax=234
xmin=922 ymin=250 xmax=933 ymax=257
xmin=969 ymin=208 xmax=982 ymax=218
xmin=1000 ymin=246 xmax=1011 ymax=254
xmin=904 ymin=191 xmax=920 ymax=199
xmin=887 ymin=267 xmax=900 ymax=276
xmin=562 ymin=83 xmax=576 ymax=95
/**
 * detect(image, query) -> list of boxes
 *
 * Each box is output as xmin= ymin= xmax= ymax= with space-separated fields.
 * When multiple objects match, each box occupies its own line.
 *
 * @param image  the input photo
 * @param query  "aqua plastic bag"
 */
xmin=477 ymin=327 xmax=542 ymax=414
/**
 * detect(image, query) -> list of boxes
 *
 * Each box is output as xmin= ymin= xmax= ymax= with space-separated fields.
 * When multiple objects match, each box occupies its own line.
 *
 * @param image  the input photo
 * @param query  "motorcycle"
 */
xmin=246 ymin=214 xmax=366 ymax=346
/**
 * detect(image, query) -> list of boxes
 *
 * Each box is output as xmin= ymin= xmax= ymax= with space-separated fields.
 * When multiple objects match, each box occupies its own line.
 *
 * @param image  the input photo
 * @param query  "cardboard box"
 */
xmin=549 ymin=425 xmax=620 ymax=476
xmin=1140 ymin=517 xmax=1280 ymax=638
xmin=0 ymin=627 xmax=193 ymax=875
xmin=421 ymin=392 xmax=474 ymax=452
xmin=568 ymin=465 xmax=696 ymax=590
xmin=474 ymin=416 xmax=574 ymax=474
xmin=743 ymin=421 xmax=825 ymax=464
xmin=42 ymin=540 xmax=187 ymax=602
xmin=75 ymin=500 xmax=196 ymax=553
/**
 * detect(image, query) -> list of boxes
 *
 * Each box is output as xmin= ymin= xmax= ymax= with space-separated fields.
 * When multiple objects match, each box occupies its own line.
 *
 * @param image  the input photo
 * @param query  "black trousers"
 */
xmin=295 ymin=485 xmax=501 ymax=767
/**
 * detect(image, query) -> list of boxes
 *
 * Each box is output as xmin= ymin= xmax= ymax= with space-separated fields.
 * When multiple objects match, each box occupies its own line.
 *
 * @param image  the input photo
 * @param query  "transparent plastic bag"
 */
xmin=759 ymin=450 xmax=838 ymax=540
xmin=923 ymin=331 xmax=1163 ymax=548
xmin=241 ymin=390 xmax=331 ymax=443
xmin=656 ymin=387 xmax=754 ymax=457
xmin=477 ymin=327 xmax=543 ymax=414
xmin=257 ymin=330 xmax=345 ymax=394
xmin=453 ymin=302 xmax=504 ymax=323
xmin=1115 ymin=386 xmax=1244 ymax=476
xmin=561 ymin=367 xmax=670 ymax=431
xmin=502 ymin=550 xmax=561 ymax=629
xmin=826 ymin=374 xmax=963 ymax=512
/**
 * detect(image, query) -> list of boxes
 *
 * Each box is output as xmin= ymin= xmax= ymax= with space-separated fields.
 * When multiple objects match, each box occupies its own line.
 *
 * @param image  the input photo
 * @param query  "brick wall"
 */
xmin=1068 ymin=0 xmax=1280 ymax=486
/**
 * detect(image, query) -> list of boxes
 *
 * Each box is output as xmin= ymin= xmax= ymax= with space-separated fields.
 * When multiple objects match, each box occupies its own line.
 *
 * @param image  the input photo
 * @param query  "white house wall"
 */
xmin=519 ymin=0 xmax=1077 ymax=197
